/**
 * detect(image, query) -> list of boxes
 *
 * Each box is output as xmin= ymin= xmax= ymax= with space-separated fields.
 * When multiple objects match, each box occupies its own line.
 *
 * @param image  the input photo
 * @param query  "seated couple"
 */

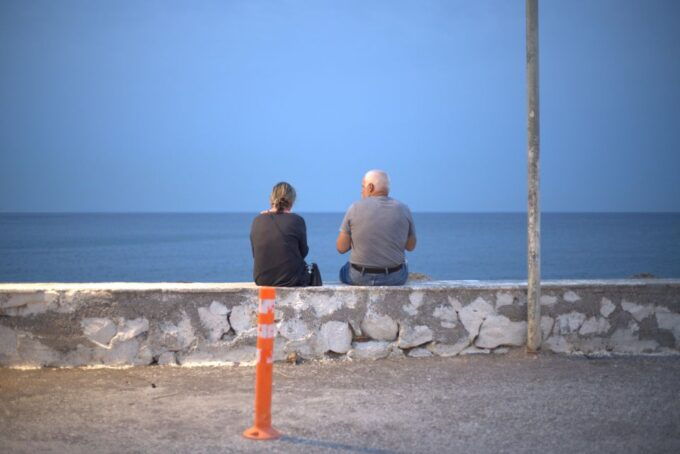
xmin=250 ymin=170 xmax=417 ymax=287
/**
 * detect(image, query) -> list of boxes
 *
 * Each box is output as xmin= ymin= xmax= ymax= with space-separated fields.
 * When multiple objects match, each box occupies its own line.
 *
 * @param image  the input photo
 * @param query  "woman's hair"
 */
xmin=270 ymin=182 xmax=296 ymax=213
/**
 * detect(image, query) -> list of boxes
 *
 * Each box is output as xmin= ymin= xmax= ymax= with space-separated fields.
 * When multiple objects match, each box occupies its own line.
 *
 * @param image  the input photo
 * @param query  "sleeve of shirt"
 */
xmin=339 ymin=204 xmax=354 ymax=233
xmin=404 ymin=205 xmax=416 ymax=237
xmin=249 ymin=217 xmax=257 ymax=257
xmin=298 ymin=217 xmax=309 ymax=258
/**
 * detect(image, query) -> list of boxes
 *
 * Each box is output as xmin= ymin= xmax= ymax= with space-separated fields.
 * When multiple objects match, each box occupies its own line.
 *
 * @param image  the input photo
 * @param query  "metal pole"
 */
xmin=526 ymin=0 xmax=541 ymax=352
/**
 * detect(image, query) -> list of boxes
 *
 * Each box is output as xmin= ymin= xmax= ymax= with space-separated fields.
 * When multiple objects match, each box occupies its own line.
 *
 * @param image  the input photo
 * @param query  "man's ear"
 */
xmin=367 ymin=183 xmax=374 ymax=194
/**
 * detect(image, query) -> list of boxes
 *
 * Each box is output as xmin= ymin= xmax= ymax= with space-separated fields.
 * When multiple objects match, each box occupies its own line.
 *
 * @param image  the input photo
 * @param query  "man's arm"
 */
xmin=405 ymin=234 xmax=417 ymax=251
xmin=336 ymin=231 xmax=351 ymax=254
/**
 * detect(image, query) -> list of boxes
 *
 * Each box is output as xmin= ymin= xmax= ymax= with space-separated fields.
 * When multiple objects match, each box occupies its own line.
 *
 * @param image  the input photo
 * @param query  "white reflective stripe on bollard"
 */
xmin=255 ymin=348 xmax=273 ymax=364
xmin=257 ymin=324 xmax=276 ymax=339
xmin=259 ymin=299 xmax=275 ymax=314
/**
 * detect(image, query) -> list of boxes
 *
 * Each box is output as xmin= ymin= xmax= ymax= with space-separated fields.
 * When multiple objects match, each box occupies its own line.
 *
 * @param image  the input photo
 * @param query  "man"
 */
xmin=336 ymin=169 xmax=417 ymax=286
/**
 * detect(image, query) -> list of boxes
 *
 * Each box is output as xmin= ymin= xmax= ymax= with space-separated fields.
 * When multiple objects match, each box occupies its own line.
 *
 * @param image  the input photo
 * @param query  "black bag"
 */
xmin=307 ymin=263 xmax=323 ymax=286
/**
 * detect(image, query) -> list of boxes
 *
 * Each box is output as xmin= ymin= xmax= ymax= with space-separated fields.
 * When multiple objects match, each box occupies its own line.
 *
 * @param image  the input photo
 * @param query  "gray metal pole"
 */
xmin=526 ymin=0 xmax=541 ymax=352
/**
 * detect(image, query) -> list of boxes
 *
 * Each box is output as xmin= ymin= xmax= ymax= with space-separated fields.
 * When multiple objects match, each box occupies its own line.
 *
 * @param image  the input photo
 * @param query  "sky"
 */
xmin=0 ymin=0 xmax=678 ymax=213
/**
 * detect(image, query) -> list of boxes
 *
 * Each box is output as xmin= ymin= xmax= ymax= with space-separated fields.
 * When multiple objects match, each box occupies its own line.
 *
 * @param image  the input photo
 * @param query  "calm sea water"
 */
xmin=1 ymin=213 xmax=678 ymax=283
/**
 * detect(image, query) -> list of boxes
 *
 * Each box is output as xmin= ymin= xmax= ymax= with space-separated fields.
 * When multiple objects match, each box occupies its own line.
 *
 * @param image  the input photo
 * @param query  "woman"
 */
xmin=250 ymin=182 xmax=311 ymax=287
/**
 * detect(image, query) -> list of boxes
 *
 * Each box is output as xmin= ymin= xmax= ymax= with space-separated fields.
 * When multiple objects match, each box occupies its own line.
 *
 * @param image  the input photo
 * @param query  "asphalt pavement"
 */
xmin=1 ymin=351 xmax=679 ymax=453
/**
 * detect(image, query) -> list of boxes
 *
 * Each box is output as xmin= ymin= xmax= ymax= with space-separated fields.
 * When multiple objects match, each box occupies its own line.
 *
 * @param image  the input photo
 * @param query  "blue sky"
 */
xmin=1 ymin=0 xmax=678 ymax=213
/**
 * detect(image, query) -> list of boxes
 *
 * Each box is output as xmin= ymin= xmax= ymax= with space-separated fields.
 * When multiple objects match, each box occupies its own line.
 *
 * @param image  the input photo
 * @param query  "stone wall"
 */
xmin=1 ymin=280 xmax=679 ymax=368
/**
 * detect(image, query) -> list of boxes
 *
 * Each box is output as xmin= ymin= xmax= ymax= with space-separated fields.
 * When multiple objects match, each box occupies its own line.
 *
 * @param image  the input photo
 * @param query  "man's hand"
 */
xmin=336 ymin=231 xmax=351 ymax=254
xmin=405 ymin=234 xmax=417 ymax=251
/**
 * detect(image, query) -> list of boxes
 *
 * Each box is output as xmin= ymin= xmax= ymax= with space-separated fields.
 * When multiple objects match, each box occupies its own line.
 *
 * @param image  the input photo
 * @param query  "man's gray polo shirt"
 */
xmin=339 ymin=196 xmax=415 ymax=268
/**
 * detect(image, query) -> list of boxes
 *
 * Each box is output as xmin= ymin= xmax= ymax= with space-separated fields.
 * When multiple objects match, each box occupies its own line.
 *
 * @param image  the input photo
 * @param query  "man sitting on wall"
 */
xmin=336 ymin=169 xmax=417 ymax=286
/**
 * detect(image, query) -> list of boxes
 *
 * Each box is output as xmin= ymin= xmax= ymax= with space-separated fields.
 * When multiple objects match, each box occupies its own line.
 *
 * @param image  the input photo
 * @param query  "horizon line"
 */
xmin=2 ymin=210 xmax=679 ymax=215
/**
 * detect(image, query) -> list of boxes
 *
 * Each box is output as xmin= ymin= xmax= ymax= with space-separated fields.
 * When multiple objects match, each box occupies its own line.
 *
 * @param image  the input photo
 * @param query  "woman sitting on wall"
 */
xmin=249 ymin=182 xmax=320 ymax=287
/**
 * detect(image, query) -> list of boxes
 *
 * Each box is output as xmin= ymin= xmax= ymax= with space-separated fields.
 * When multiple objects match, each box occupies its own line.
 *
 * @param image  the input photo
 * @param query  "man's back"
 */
xmin=340 ymin=196 xmax=415 ymax=268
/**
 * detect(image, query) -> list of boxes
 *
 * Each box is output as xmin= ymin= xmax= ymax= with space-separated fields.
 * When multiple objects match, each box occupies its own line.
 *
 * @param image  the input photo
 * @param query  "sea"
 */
xmin=1 ymin=213 xmax=679 ymax=283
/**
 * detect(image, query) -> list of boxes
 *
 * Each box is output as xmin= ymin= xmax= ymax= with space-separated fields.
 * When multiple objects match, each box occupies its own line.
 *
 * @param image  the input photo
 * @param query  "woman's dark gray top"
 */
xmin=250 ymin=212 xmax=309 ymax=287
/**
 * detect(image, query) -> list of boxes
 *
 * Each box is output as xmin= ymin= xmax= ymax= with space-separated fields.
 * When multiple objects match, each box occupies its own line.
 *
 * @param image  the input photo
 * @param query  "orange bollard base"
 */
xmin=242 ymin=425 xmax=281 ymax=440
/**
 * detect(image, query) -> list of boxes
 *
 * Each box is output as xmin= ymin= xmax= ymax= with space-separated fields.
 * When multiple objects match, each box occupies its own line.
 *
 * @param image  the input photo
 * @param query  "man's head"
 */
xmin=361 ymin=170 xmax=390 ymax=199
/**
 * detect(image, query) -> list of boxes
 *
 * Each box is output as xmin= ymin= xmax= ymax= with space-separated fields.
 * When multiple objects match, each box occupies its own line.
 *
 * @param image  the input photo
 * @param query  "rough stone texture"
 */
xmin=600 ymin=297 xmax=616 ymax=317
xmin=540 ymin=316 xmax=554 ymax=341
xmin=360 ymin=312 xmax=398 ymax=341
xmin=459 ymin=297 xmax=494 ymax=340
xmin=277 ymin=319 xmax=310 ymax=341
xmin=348 ymin=341 xmax=392 ymax=360
xmin=116 ymin=318 xmax=149 ymax=342
xmin=284 ymin=332 xmax=326 ymax=360
xmin=159 ymin=313 xmax=195 ymax=351
xmin=81 ymin=318 xmax=117 ymax=347
xmin=407 ymin=347 xmax=433 ymax=358
xmin=1 ymin=280 xmax=679 ymax=368
xmin=655 ymin=308 xmax=680 ymax=343
xmin=563 ymin=291 xmax=581 ymax=303
xmin=427 ymin=340 xmax=469 ymax=357
xmin=579 ymin=316 xmax=611 ymax=336
xmin=397 ymin=324 xmax=434 ymax=349
xmin=197 ymin=306 xmax=230 ymax=342
xmin=432 ymin=303 xmax=458 ymax=328
xmin=621 ymin=300 xmax=655 ymax=322
xmin=476 ymin=315 xmax=527 ymax=349
xmin=460 ymin=345 xmax=491 ymax=355
xmin=540 ymin=294 xmax=558 ymax=306
xmin=609 ymin=321 xmax=659 ymax=354
xmin=157 ymin=351 xmax=177 ymax=366
xmin=495 ymin=292 xmax=514 ymax=309
xmin=554 ymin=311 xmax=587 ymax=335
xmin=543 ymin=336 xmax=571 ymax=354
xmin=228 ymin=305 xmax=254 ymax=334
xmin=319 ymin=321 xmax=352 ymax=354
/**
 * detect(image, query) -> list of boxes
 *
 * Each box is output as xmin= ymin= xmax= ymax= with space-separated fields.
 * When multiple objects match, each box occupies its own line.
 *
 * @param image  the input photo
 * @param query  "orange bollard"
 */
xmin=243 ymin=287 xmax=281 ymax=440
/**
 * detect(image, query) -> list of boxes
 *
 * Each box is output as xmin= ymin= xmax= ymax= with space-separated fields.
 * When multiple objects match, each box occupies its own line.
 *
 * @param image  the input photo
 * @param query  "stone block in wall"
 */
xmin=460 ymin=345 xmax=491 ymax=355
xmin=348 ymin=341 xmax=392 ymax=360
xmin=319 ymin=321 xmax=352 ymax=354
xmin=563 ymin=291 xmax=581 ymax=303
xmin=407 ymin=347 xmax=432 ymax=358
xmin=116 ymin=318 xmax=149 ymax=342
xmin=198 ymin=303 xmax=230 ymax=342
xmin=157 ymin=351 xmax=177 ymax=366
xmin=157 ymin=312 xmax=196 ymax=351
xmin=540 ymin=316 xmax=554 ymax=341
xmin=432 ymin=303 xmax=458 ymax=328
xmin=81 ymin=318 xmax=117 ymax=347
xmin=622 ymin=300 xmax=655 ymax=322
xmin=401 ymin=291 xmax=425 ymax=316
xmin=540 ymin=294 xmax=558 ymax=306
xmin=543 ymin=336 xmax=571 ymax=354
xmin=284 ymin=332 xmax=327 ymax=359
xmin=475 ymin=315 xmax=526 ymax=349
xmin=360 ymin=312 xmax=398 ymax=341
xmin=554 ymin=311 xmax=587 ymax=335
xmin=229 ymin=305 xmax=256 ymax=335
xmin=278 ymin=319 xmax=311 ymax=341
xmin=459 ymin=297 xmax=495 ymax=340
xmin=578 ymin=317 xmax=611 ymax=336
xmin=397 ymin=324 xmax=433 ymax=349
xmin=600 ymin=297 xmax=616 ymax=317
xmin=655 ymin=308 xmax=680 ymax=344
xmin=608 ymin=321 xmax=659 ymax=354
xmin=426 ymin=340 xmax=469 ymax=357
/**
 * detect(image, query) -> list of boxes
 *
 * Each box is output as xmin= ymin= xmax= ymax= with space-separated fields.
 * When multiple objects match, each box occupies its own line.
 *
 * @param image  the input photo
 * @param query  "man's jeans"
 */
xmin=339 ymin=262 xmax=409 ymax=286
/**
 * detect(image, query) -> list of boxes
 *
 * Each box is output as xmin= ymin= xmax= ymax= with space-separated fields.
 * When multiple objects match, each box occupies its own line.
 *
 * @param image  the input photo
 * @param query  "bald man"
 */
xmin=336 ymin=170 xmax=417 ymax=286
